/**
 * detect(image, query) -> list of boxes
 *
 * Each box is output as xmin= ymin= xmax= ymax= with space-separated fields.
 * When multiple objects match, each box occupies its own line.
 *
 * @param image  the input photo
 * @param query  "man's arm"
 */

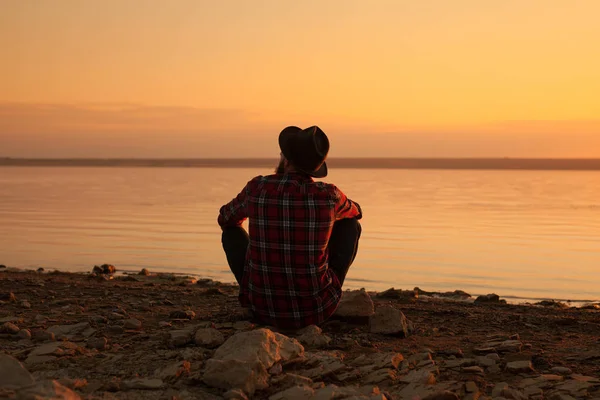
xmin=332 ymin=185 xmax=362 ymax=221
xmin=217 ymin=180 xmax=253 ymax=229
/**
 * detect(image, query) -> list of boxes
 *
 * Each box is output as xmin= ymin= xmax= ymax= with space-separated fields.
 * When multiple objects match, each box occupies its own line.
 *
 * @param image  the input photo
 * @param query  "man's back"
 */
xmin=218 ymin=172 xmax=362 ymax=328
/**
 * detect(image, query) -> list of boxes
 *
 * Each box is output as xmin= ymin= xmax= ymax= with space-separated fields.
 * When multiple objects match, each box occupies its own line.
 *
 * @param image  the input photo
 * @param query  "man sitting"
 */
xmin=218 ymin=126 xmax=362 ymax=329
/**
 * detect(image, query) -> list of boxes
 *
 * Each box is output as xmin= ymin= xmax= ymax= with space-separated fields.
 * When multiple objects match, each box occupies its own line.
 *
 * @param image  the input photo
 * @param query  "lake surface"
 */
xmin=1 ymin=166 xmax=599 ymax=304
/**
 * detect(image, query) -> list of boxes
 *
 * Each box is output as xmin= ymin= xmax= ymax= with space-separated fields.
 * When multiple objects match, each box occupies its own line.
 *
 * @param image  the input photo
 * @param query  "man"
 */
xmin=217 ymin=126 xmax=362 ymax=329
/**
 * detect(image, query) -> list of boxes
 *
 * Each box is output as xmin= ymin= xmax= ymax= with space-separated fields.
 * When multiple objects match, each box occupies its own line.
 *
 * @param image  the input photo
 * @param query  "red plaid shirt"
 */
xmin=218 ymin=172 xmax=362 ymax=329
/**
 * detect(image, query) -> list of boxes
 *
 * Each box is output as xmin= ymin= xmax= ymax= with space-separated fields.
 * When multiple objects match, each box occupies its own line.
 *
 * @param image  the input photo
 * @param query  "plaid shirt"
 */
xmin=218 ymin=172 xmax=362 ymax=329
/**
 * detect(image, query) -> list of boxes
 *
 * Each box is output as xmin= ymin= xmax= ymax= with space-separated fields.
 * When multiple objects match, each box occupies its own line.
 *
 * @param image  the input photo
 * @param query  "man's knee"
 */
xmin=334 ymin=218 xmax=361 ymax=239
xmin=222 ymin=226 xmax=249 ymax=246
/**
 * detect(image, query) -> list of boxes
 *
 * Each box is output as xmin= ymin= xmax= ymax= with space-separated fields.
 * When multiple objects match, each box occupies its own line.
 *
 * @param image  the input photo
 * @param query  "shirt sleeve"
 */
xmin=217 ymin=178 xmax=255 ymax=228
xmin=332 ymin=185 xmax=363 ymax=221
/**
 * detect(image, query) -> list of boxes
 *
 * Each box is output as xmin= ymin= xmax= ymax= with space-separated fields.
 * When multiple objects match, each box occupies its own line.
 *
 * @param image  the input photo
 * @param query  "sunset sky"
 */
xmin=1 ymin=0 xmax=599 ymax=158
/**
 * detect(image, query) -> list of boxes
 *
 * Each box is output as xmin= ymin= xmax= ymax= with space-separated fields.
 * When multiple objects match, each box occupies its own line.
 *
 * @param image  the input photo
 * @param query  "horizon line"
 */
xmin=2 ymin=157 xmax=600 ymax=171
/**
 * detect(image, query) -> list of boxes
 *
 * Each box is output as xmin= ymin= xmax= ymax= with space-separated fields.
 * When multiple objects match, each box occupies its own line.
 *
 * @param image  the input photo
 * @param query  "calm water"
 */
xmin=1 ymin=167 xmax=599 ymax=304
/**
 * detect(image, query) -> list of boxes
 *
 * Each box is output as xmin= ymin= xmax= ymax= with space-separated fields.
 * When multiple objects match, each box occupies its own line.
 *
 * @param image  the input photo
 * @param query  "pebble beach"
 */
xmin=1 ymin=265 xmax=599 ymax=400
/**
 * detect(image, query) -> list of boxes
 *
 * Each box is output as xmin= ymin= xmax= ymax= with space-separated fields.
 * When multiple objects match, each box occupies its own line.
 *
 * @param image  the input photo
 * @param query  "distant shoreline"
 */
xmin=2 ymin=157 xmax=600 ymax=170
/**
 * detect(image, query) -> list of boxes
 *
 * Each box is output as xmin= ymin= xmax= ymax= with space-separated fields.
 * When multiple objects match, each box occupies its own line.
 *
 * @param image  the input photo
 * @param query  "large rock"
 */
xmin=203 ymin=358 xmax=269 ymax=395
xmin=369 ymin=305 xmax=409 ymax=336
xmin=211 ymin=328 xmax=304 ymax=369
xmin=334 ymin=289 xmax=375 ymax=318
xmin=16 ymin=380 xmax=81 ymax=399
xmin=0 ymin=354 xmax=35 ymax=389
xmin=203 ymin=328 xmax=304 ymax=395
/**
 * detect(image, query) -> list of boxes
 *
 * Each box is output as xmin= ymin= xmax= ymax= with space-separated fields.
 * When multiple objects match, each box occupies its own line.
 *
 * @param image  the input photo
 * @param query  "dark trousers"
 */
xmin=221 ymin=218 xmax=362 ymax=287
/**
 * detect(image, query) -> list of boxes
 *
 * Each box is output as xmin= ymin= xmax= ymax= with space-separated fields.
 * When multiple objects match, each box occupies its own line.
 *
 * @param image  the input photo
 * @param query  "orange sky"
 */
xmin=1 ymin=0 xmax=599 ymax=157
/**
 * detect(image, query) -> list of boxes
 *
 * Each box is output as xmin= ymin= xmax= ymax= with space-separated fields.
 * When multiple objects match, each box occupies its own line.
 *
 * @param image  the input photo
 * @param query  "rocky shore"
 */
xmin=1 ymin=266 xmax=599 ymax=400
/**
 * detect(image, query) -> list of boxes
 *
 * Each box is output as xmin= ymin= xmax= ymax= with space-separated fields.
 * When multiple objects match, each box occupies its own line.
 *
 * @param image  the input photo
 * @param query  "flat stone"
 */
xmin=550 ymin=366 xmax=573 ymax=376
xmin=123 ymin=319 xmax=142 ymax=330
xmin=0 ymin=354 xmax=35 ymax=389
xmin=462 ymin=366 xmax=485 ymax=375
xmin=313 ymin=385 xmax=364 ymax=400
xmin=270 ymin=385 xmax=315 ymax=400
xmin=107 ymin=325 xmax=124 ymax=334
xmin=443 ymin=358 xmax=477 ymax=369
xmin=271 ymin=373 xmax=313 ymax=390
xmin=506 ymin=361 xmax=534 ymax=374
xmin=122 ymin=378 xmax=165 ymax=390
xmin=423 ymin=390 xmax=460 ymax=400
xmin=395 ymin=383 xmax=440 ymax=400
xmin=31 ymin=331 xmax=56 ymax=342
xmin=47 ymin=322 xmax=90 ymax=339
xmin=523 ymin=386 xmax=543 ymax=398
xmin=298 ymin=352 xmax=347 ymax=379
xmin=541 ymin=374 xmax=565 ymax=382
xmin=28 ymin=342 xmax=65 ymax=357
xmin=369 ymin=305 xmax=409 ymax=336
xmin=496 ymin=386 xmax=528 ymax=400
xmin=351 ymin=352 xmax=404 ymax=371
xmin=24 ymin=355 xmax=57 ymax=365
xmin=475 ymin=356 xmax=496 ymax=368
xmin=496 ymin=340 xmax=523 ymax=353
xmin=399 ymin=368 xmax=437 ymax=385
xmin=334 ymin=289 xmax=375 ymax=318
xmin=473 ymin=347 xmax=497 ymax=355
xmin=15 ymin=380 xmax=81 ymax=399
xmin=363 ymin=368 xmax=397 ymax=384
xmin=554 ymin=379 xmax=594 ymax=397
xmin=194 ymin=328 xmax=225 ymax=348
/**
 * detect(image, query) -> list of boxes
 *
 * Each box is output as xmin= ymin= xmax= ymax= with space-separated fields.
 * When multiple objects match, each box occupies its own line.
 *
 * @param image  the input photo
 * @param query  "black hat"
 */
xmin=278 ymin=125 xmax=329 ymax=178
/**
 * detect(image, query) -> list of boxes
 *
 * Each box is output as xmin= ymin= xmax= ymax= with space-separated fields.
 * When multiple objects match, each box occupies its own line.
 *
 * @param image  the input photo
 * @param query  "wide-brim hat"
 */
xmin=278 ymin=125 xmax=329 ymax=178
